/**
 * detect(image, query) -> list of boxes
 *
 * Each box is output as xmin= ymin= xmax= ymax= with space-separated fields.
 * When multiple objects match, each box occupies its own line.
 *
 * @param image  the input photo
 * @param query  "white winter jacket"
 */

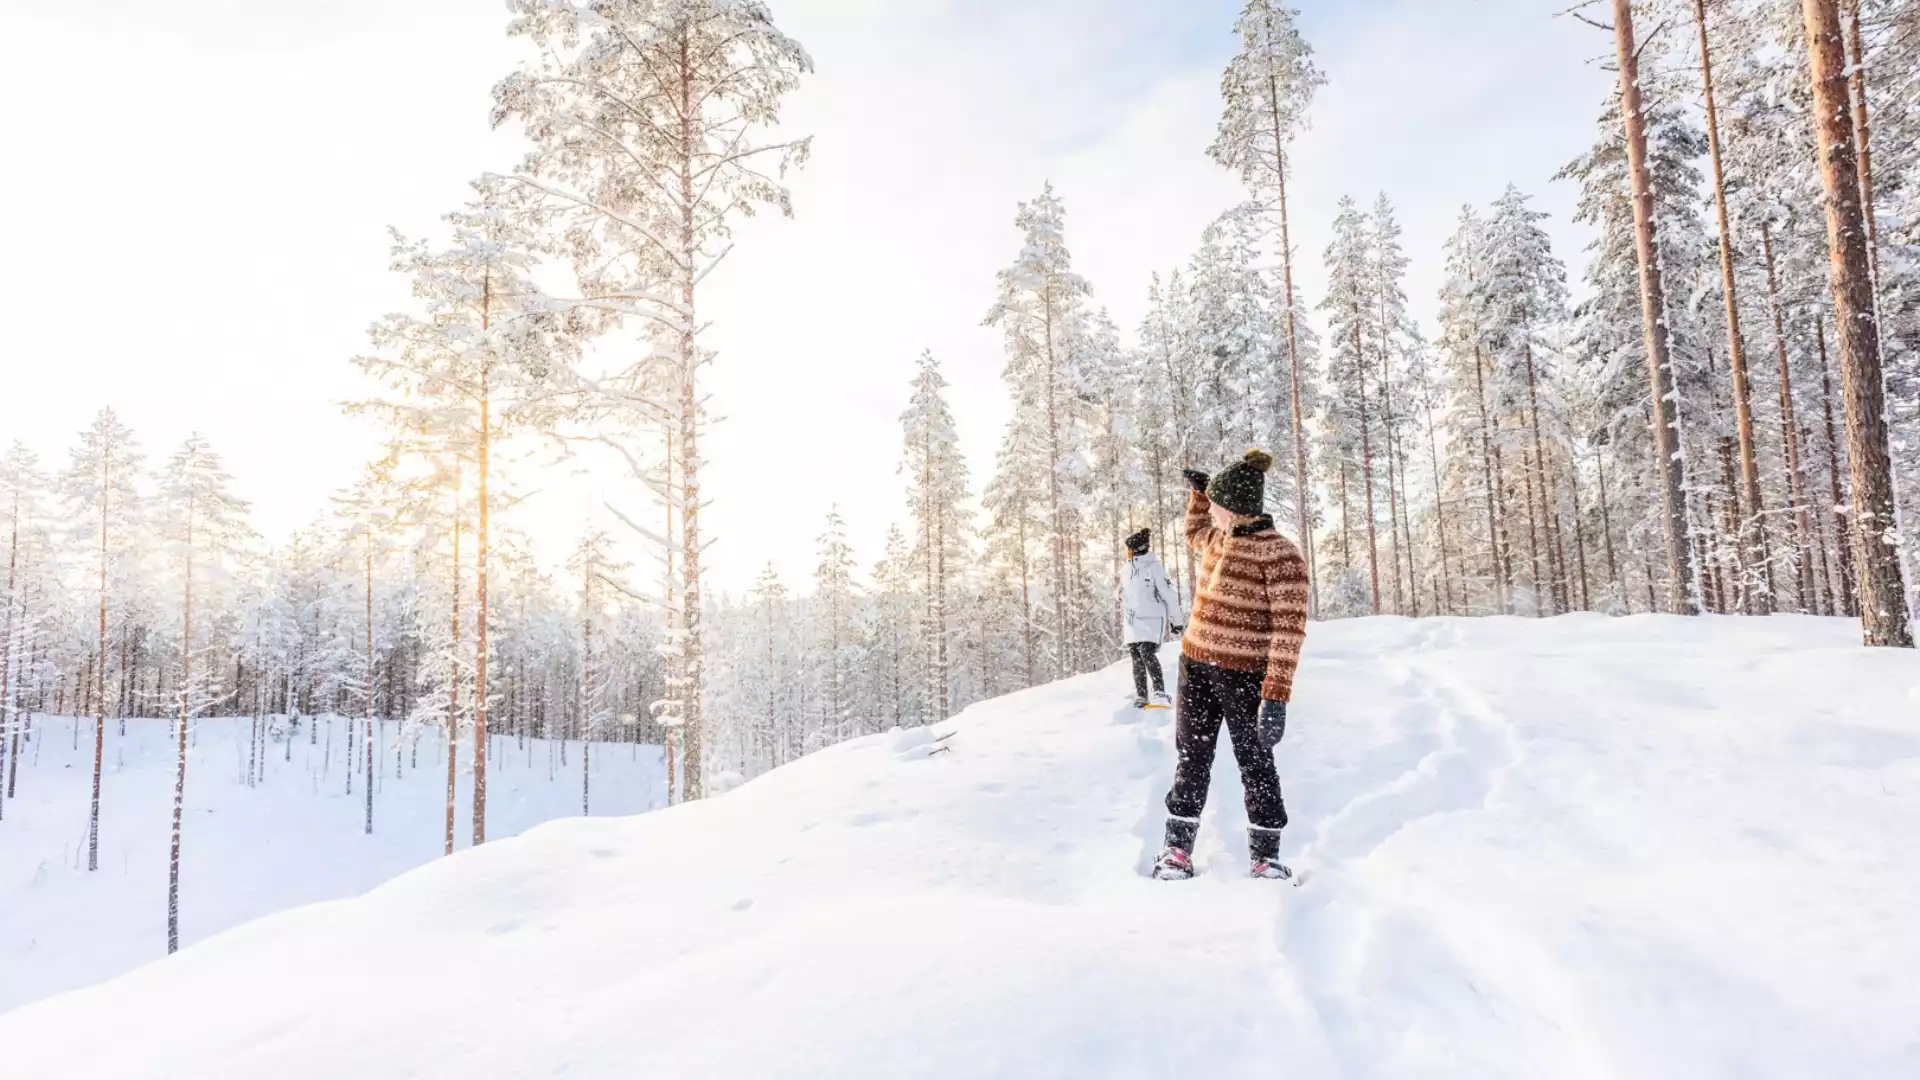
xmin=1120 ymin=553 xmax=1182 ymax=645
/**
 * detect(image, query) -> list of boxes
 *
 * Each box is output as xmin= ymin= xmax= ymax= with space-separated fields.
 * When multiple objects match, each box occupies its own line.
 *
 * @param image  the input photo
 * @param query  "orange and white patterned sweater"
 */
xmin=1180 ymin=490 xmax=1310 ymax=702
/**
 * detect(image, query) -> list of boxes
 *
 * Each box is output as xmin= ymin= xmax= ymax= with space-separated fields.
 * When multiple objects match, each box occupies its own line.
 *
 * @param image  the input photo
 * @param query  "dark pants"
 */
xmin=1128 ymin=641 xmax=1165 ymax=700
xmin=1165 ymin=656 xmax=1288 ymax=854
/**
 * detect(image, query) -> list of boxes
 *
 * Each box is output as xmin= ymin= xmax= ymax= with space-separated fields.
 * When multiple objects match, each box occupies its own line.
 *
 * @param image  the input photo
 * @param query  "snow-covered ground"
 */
xmin=4 ymin=615 xmax=1918 ymax=1078
xmin=0 ymin=713 xmax=664 ymax=1012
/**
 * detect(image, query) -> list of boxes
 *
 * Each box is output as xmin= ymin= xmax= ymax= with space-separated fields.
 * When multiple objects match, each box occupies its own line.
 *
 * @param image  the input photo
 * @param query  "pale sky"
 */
xmin=0 ymin=0 xmax=1612 ymax=597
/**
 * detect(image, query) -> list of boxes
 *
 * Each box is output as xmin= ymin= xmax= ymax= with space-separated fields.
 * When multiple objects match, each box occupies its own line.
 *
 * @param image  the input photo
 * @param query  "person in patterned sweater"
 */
xmin=1153 ymin=449 xmax=1310 ymax=881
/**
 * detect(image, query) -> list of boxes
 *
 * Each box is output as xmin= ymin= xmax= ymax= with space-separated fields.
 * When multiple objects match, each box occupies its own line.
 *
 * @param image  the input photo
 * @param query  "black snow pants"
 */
xmin=1128 ymin=641 xmax=1165 ymax=700
xmin=1164 ymin=655 xmax=1288 ymax=855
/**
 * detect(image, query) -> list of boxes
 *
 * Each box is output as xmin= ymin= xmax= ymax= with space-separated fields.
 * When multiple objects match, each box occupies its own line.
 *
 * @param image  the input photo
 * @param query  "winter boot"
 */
xmin=1248 ymin=826 xmax=1291 ymax=881
xmin=1152 ymin=846 xmax=1195 ymax=881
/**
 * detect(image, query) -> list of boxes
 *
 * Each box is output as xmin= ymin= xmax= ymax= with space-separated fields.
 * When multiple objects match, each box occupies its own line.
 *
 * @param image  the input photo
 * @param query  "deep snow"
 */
xmin=3 ymin=615 xmax=1918 ymax=1078
xmin=0 ymin=713 xmax=664 ymax=1012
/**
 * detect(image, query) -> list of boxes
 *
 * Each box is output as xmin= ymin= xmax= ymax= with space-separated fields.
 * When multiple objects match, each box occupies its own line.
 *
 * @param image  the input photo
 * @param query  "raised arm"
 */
xmin=1182 ymin=469 xmax=1222 ymax=552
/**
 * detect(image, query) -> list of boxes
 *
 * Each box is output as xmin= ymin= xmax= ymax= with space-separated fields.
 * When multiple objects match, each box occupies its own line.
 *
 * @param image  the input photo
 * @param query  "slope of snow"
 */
xmin=4 ymin=616 xmax=1918 ymax=1079
xmin=0 ymin=715 xmax=664 ymax=1012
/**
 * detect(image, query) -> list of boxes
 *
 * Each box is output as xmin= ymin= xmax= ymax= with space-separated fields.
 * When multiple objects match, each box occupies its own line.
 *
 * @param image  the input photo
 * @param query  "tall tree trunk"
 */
xmin=674 ymin=41 xmax=710 ymax=797
xmin=1816 ymin=320 xmax=1858 ymax=616
xmin=474 ymin=290 xmax=494 ymax=837
xmin=1717 ymin=438 xmax=1743 ymax=613
xmin=1523 ymin=339 xmax=1555 ymax=613
xmin=1271 ymin=143 xmax=1316 ymax=614
xmin=1424 ymin=393 xmax=1457 ymax=615
xmin=1614 ymin=0 xmax=1700 ymax=615
xmin=168 ymin=499 xmax=195 ymax=954
xmin=1597 ymin=450 xmax=1623 ymax=602
xmin=1842 ymin=0 xmax=1880 ymax=273
xmin=581 ymin=560 xmax=592 ymax=816
xmin=89 ymin=453 xmax=109 ymax=872
xmin=1473 ymin=345 xmax=1506 ymax=612
xmin=1377 ymin=291 xmax=1407 ymax=615
xmin=364 ymin=536 xmax=375 ymax=836
xmin=662 ymin=429 xmax=677 ymax=805
xmin=1568 ymin=453 xmax=1594 ymax=610
xmin=1 ymin=489 xmax=18 ymax=812
xmin=446 ymin=503 xmax=460 ymax=855
xmin=1761 ymin=222 xmax=1820 ymax=612
xmin=1801 ymin=0 xmax=1913 ymax=646
xmin=1353 ymin=322 xmax=1382 ymax=612
xmin=1043 ymin=295 xmax=1069 ymax=679
xmin=1521 ymin=442 xmax=1545 ymax=612
xmin=1693 ymin=0 xmax=1770 ymax=615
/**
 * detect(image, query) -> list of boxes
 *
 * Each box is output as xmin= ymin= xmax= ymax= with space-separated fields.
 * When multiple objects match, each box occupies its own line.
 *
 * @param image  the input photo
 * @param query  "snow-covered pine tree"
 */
xmin=900 ymin=352 xmax=971 ymax=724
xmin=984 ymin=184 xmax=1097 ymax=678
xmin=1558 ymin=44 xmax=1720 ymax=614
xmin=1607 ymin=0 xmax=1701 ymax=614
xmin=0 ymin=444 xmax=51 ymax=812
xmin=1319 ymin=197 xmax=1383 ymax=614
xmin=355 ymin=186 xmax=576 ymax=843
xmin=1210 ymin=0 xmax=1326 ymax=611
xmin=331 ymin=460 xmax=406 ymax=835
xmin=566 ymin=530 xmax=622 ymax=814
xmin=1367 ymin=195 xmax=1419 ymax=615
xmin=156 ymin=434 xmax=252 ymax=954
xmin=493 ymin=0 xmax=813 ymax=797
xmin=811 ymin=508 xmax=860 ymax=749
xmin=1797 ymin=0 xmax=1912 ymax=646
xmin=1479 ymin=186 xmax=1573 ymax=616
xmin=59 ymin=408 xmax=146 ymax=871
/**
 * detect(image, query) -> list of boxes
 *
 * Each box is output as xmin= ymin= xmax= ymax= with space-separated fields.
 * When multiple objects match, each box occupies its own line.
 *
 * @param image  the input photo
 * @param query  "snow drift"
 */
xmin=3 ymin=615 xmax=1917 ymax=1079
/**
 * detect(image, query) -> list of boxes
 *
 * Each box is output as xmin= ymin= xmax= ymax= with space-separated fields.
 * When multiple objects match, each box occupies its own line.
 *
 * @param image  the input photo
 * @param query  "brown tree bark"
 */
xmin=1692 ymin=0 xmax=1771 ymax=615
xmin=1815 ymin=320 xmax=1858 ymax=616
xmin=1614 ymin=0 xmax=1700 ymax=615
xmin=1760 ymin=222 xmax=1820 ymax=611
xmin=1842 ymin=0 xmax=1880 ymax=265
xmin=1801 ymin=0 xmax=1912 ymax=646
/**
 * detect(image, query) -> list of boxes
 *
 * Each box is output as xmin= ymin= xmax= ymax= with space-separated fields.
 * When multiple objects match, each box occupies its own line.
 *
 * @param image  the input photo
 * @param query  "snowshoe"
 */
xmin=1249 ymin=856 xmax=1294 ymax=882
xmin=1143 ymin=691 xmax=1173 ymax=711
xmin=1152 ymin=846 xmax=1195 ymax=881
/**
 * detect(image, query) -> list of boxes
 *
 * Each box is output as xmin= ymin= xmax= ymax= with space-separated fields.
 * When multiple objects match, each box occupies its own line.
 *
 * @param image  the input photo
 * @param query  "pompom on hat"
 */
xmin=1206 ymin=449 xmax=1273 ymax=517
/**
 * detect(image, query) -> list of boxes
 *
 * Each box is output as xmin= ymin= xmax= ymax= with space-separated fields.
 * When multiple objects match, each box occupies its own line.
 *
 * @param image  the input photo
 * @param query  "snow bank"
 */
xmin=3 ymin=616 xmax=1917 ymax=1079
xmin=0 ymin=715 xmax=663 ymax=1012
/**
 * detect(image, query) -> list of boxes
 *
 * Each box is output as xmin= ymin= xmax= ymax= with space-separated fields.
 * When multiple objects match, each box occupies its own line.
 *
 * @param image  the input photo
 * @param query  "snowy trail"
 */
xmin=2 ymin=616 xmax=1917 ymax=1078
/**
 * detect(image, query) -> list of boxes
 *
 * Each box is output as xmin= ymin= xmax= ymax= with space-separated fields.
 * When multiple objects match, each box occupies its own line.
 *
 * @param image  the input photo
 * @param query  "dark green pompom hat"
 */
xmin=1207 ymin=449 xmax=1274 ymax=517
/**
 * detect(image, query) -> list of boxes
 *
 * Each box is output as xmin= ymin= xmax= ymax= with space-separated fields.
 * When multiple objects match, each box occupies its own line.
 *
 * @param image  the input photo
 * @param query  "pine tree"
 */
xmin=811 ymin=508 xmax=859 ymax=748
xmin=0 ymin=445 xmax=51 ymax=812
xmin=355 ymin=187 xmax=576 ymax=843
xmin=156 ymin=435 xmax=252 ymax=954
xmin=59 ymin=408 xmax=146 ymax=871
xmin=1799 ymin=0 xmax=1912 ymax=646
xmin=984 ymin=184 xmax=1096 ymax=677
xmin=494 ymin=0 xmax=813 ymax=798
xmin=1211 ymin=0 xmax=1326 ymax=611
xmin=1320 ymin=196 xmax=1382 ymax=612
xmin=1609 ymin=0 xmax=1701 ymax=614
xmin=900 ymin=352 xmax=971 ymax=723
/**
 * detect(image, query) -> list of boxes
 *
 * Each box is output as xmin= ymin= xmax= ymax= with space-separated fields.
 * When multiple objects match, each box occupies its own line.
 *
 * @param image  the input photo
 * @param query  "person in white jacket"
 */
xmin=1120 ymin=529 xmax=1183 ymax=708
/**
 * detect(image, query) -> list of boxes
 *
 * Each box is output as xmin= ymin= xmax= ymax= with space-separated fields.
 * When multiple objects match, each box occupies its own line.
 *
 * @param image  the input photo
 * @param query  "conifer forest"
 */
xmin=2 ymin=0 xmax=1918 ymax=969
